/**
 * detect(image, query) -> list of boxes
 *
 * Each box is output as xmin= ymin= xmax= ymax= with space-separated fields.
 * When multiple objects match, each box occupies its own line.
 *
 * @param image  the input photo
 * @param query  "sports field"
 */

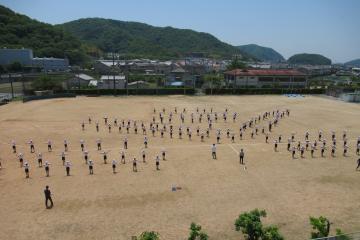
xmin=0 ymin=95 xmax=359 ymax=240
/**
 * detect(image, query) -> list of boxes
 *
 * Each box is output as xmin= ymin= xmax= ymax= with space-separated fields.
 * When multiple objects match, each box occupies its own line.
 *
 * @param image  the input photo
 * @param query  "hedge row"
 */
xmin=60 ymin=88 xmax=195 ymax=95
xmin=205 ymin=88 xmax=326 ymax=95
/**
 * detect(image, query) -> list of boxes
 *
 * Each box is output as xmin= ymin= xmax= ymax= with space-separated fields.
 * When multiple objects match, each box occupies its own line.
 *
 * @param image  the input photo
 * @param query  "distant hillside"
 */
xmin=0 ymin=5 xmax=94 ymax=65
xmin=237 ymin=44 xmax=284 ymax=62
xmin=288 ymin=53 xmax=331 ymax=65
xmin=60 ymin=18 xmax=251 ymax=59
xmin=345 ymin=59 xmax=360 ymax=67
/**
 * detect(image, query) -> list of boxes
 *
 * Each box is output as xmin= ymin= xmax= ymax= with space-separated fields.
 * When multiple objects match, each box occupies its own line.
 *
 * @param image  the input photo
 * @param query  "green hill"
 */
xmin=345 ymin=59 xmax=360 ymax=67
xmin=288 ymin=53 xmax=331 ymax=65
xmin=59 ymin=18 xmax=251 ymax=59
xmin=0 ymin=5 xmax=94 ymax=65
xmin=237 ymin=44 xmax=284 ymax=62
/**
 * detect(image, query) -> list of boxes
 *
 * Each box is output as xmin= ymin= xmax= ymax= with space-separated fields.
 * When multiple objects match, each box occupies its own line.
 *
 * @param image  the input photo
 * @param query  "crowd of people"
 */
xmin=1 ymin=106 xmax=360 ymax=181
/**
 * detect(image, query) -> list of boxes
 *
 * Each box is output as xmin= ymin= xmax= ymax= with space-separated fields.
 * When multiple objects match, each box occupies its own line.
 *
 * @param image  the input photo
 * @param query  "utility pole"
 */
xmin=9 ymin=73 xmax=14 ymax=99
xmin=112 ymin=52 xmax=116 ymax=94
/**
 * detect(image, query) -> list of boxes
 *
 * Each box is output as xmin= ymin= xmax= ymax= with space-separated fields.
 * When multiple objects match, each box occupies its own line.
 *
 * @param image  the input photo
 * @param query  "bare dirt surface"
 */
xmin=0 ymin=95 xmax=359 ymax=240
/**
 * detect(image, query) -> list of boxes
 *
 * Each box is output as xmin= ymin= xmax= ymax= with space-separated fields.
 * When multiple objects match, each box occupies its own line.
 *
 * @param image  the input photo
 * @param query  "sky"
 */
xmin=1 ymin=0 xmax=360 ymax=63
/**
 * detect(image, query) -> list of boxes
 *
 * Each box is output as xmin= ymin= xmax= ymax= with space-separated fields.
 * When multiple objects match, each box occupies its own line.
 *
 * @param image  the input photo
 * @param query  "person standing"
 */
xmin=142 ymin=150 xmax=146 ymax=163
xmin=11 ymin=140 xmax=16 ymax=153
xmin=64 ymin=139 xmax=69 ymax=152
xmin=96 ymin=138 xmax=102 ymax=151
xmin=80 ymin=139 xmax=85 ymax=152
xmin=65 ymin=160 xmax=71 ymax=176
xmin=211 ymin=144 xmax=217 ymax=159
xmin=47 ymin=139 xmax=52 ymax=152
xmin=44 ymin=186 xmax=54 ymax=209
xmin=24 ymin=161 xmax=30 ymax=178
xmin=28 ymin=139 xmax=35 ymax=153
xmin=88 ymin=160 xmax=94 ymax=175
xmin=239 ymin=149 xmax=244 ymax=164
xmin=132 ymin=158 xmax=137 ymax=172
xmin=18 ymin=153 xmax=24 ymax=167
xmin=37 ymin=152 xmax=43 ymax=167
xmin=156 ymin=156 xmax=160 ymax=170
xmin=356 ymin=158 xmax=360 ymax=171
xmin=44 ymin=161 xmax=50 ymax=177
xmin=112 ymin=159 xmax=117 ymax=173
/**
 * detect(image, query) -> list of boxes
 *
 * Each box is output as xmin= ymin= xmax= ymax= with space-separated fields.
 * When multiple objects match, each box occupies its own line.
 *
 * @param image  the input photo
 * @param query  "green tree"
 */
xmin=204 ymin=73 xmax=223 ymax=88
xmin=188 ymin=222 xmax=208 ymax=240
xmin=262 ymin=226 xmax=284 ymax=240
xmin=7 ymin=61 xmax=22 ymax=72
xmin=138 ymin=231 xmax=160 ymax=240
xmin=235 ymin=209 xmax=266 ymax=240
xmin=335 ymin=228 xmax=351 ymax=240
xmin=309 ymin=216 xmax=331 ymax=239
xmin=227 ymin=57 xmax=247 ymax=71
xmin=0 ymin=65 xmax=6 ymax=73
xmin=31 ymin=74 xmax=63 ymax=91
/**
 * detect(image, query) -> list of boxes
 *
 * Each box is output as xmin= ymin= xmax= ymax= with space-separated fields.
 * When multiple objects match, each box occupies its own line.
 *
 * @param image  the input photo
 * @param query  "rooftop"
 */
xmin=224 ymin=69 xmax=307 ymax=76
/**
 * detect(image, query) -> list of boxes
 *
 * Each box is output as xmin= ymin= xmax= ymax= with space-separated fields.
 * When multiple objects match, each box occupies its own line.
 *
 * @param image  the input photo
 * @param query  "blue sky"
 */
xmin=1 ymin=0 xmax=359 ymax=63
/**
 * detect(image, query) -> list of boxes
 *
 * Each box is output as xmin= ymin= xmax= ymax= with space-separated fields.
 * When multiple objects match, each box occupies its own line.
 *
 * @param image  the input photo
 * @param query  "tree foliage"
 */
xmin=137 ymin=231 xmax=160 ymax=240
xmin=235 ymin=209 xmax=267 ymax=240
xmin=237 ymin=44 xmax=284 ymax=62
xmin=309 ymin=216 xmax=331 ymax=239
xmin=262 ymin=226 xmax=284 ymax=240
xmin=288 ymin=53 xmax=331 ymax=65
xmin=7 ymin=61 xmax=23 ymax=72
xmin=188 ymin=222 xmax=208 ymax=240
xmin=0 ymin=5 xmax=93 ymax=65
xmin=227 ymin=58 xmax=247 ymax=70
xmin=60 ymin=18 xmax=254 ymax=60
xmin=235 ymin=209 xmax=284 ymax=240
xmin=335 ymin=228 xmax=351 ymax=240
xmin=31 ymin=74 xmax=63 ymax=91
xmin=204 ymin=73 xmax=224 ymax=88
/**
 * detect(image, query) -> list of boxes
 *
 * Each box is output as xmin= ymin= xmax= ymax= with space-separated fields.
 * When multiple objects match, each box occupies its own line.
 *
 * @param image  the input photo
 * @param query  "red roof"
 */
xmin=224 ymin=69 xmax=306 ymax=76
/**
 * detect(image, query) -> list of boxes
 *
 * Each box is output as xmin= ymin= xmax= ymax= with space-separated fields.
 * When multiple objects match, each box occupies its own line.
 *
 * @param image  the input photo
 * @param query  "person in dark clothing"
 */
xmin=239 ymin=149 xmax=244 ymax=164
xmin=44 ymin=185 xmax=53 ymax=209
xmin=356 ymin=158 xmax=360 ymax=171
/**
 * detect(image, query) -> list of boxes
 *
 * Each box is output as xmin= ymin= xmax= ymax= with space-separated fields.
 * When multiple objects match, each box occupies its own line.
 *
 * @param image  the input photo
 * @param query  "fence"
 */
xmin=57 ymin=88 xmax=196 ymax=96
xmin=311 ymin=231 xmax=360 ymax=240
xmin=0 ymin=74 xmax=34 ymax=99
xmin=205 ymin=88 xmax=326 ymax=95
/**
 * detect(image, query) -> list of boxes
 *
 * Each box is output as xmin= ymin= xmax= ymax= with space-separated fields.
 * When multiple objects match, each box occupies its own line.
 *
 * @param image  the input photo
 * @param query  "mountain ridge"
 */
xmin=288 ymin=53 xmax=332 ymax=65
xmin=58 ymin=18 xmax=253 ymax=59
xmin=237 ymin=44 xmax=284 ymax=62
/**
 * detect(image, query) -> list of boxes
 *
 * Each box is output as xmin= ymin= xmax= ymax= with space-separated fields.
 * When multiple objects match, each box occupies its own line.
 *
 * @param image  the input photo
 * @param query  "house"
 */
xmin=224 ymin=69 xmax=308 ymax=88
xmin=166 ymin=67 xmax=195 ymax=87
xmin=68 ymin=73 xmax=94 ymax=88
xmin=97 ymin=75 xmax=126 ymax=89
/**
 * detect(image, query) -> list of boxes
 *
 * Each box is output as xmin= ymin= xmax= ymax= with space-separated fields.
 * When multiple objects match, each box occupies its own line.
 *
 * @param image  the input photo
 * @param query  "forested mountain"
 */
xmin=59 ymin=18 xmax=251 ymax=59
xmin=288 ymin=53 xmax=332 ymax=65
xmin=0 ymin=4 xmax=253 ymax=63
xmin=345 ymin=59 xmax=360 ymax=67
xmin=237 ymin=44 xmax=284 ymax=62
xmin=0 ymin=5 xmax=96 ymax=64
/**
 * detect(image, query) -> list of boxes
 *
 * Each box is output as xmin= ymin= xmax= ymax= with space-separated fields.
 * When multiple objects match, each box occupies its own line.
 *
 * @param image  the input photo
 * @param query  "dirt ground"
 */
xmin=0 ymin=95 xmax=359 ymax=240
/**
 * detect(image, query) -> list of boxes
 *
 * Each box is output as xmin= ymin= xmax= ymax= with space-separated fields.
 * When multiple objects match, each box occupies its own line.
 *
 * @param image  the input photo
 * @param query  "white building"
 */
xmin=224 ymin=69 xmax=308 ymax=88
xmin=98 ymin=75 xmax=126 ymax=89
xmin=0 ymin=48 xmax=69 ymax=71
